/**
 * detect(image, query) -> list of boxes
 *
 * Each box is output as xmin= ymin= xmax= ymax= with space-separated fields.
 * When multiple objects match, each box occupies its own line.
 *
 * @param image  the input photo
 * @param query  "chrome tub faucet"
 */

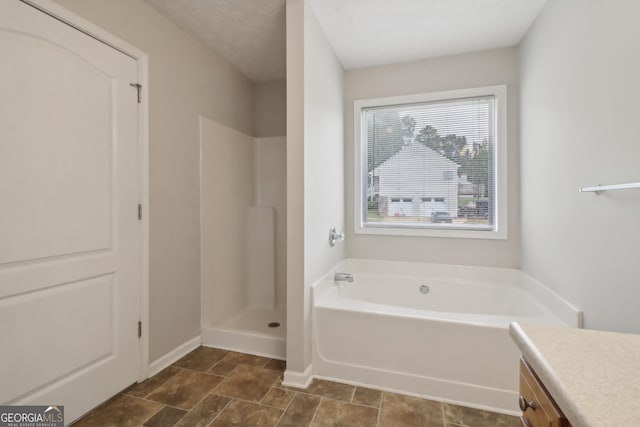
xmin=334 ymin=272 xmax=354 ymax=283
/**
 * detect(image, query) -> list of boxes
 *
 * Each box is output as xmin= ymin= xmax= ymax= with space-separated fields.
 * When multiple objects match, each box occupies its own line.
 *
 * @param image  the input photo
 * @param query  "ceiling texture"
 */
xmin=146 ymin=0 xmax=286 ymax=82
xmin=146 ymin=0 xmax=546 ymax=82
xmin=308 ymin=0 xmax=547 ymax=69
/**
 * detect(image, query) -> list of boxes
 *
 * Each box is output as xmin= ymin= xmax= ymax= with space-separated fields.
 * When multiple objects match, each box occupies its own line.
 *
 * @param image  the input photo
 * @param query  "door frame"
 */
xmin=20 ymin=0 xmax=151 ymax=382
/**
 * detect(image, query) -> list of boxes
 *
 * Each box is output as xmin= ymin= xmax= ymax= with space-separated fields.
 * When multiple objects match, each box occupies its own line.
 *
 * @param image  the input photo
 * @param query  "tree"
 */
xmin=415 ymin=125 xmax=439 ymax=147
xmin=459 ymin=141 xmax=489 ymax=197
xmin=400 ymin=115 xmax=416 ymax=145
xmin=413 ymin=125 xmax=489 ymax=197
xmin=366 ymin=110 xmax=405 ymax=172
xmin=415 ymin=125 xmax=467 ymax=163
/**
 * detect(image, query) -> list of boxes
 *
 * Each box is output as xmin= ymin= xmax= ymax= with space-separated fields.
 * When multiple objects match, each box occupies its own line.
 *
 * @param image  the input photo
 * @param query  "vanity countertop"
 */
xmin=509 ymin=322 xmax=640 ymax=427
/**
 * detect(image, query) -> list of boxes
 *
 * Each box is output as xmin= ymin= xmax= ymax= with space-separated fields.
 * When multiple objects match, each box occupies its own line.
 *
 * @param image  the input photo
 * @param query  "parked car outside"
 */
xmin=431 ymin=211 xmax=452 ymax=223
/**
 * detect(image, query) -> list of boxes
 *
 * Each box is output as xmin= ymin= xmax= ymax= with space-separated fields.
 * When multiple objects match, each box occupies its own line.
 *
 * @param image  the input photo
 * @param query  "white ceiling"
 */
xmin=145 ymin=0 xmax=546 ymax=82
xmin=145 ymin=0 xmax=286 ymax=83
xmin=309 ymin=0 xmax=547 ymax=69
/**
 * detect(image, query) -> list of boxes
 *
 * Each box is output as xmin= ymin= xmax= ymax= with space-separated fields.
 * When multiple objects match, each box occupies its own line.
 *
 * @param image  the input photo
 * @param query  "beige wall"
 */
xmin=254 ymin=79 xmax=287 ymax=138
xmin=304 ymin=3 xmax=345 ymax=286
xmin=56 ymin=0 xmax=255 ymax=361
xmin=285 ymin=0 xmax=306 ymax=374
xmin=285 ymin=0 xmax=345 ymax=375
xmin=519 ymin=0 xmax=640 ymax=333
xmin=345 ymin=48 xmax=520 ymax=268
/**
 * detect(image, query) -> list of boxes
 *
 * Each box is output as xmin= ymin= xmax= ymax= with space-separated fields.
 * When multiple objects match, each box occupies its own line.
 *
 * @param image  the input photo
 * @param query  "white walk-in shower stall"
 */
xmin=200 ymin=116 xmax=286 ymax=359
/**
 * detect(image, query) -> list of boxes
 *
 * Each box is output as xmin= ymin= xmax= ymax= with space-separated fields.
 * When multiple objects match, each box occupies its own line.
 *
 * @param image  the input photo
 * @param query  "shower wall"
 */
xmin=200 ymin=116 xmax=287 ymax=326
xmin=254 ymin=137 xmax=287 ymax=307
xmin=200 ymin=116 xmax=253 ymax=325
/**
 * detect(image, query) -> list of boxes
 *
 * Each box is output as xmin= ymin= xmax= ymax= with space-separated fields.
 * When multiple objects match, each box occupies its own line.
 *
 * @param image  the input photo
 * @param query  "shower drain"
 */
xmin=267 ymin=322 xmax=280 ymax=328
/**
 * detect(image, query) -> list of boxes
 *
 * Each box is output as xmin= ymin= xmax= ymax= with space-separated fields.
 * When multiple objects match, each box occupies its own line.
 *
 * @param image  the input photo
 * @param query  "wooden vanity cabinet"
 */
xmin=519 ymin=359 xmax=571 ymax=427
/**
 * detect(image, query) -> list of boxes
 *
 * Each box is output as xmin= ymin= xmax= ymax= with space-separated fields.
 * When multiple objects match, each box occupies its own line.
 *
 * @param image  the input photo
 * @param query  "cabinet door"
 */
xmin=519 ymin=359 xmax=570 ymax=427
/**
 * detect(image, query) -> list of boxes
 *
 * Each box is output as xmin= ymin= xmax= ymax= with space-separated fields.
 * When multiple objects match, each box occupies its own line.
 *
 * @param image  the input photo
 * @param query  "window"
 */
xmin=354 ymin=85 xmax=507 ymax=239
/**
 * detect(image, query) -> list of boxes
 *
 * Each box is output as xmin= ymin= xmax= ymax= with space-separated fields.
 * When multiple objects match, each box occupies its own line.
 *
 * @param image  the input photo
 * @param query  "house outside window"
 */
xmin=354 ymin=85 xmax=507 ymax=239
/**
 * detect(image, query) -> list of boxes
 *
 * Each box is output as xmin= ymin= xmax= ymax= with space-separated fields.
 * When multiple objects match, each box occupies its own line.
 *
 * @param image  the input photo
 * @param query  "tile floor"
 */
xmin=72 ymin=346 xmax=519 ymax=427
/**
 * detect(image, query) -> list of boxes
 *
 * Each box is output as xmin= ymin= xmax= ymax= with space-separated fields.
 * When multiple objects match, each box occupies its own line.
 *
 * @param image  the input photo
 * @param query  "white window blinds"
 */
xmin=362 ymin=95 xmax=496 ymax=231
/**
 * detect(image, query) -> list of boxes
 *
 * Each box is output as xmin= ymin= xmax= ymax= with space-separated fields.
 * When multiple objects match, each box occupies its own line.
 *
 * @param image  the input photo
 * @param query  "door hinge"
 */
xmin=130 ymin=83 xmax=142 ymax=103
xmin=138 ymin=321 xmax=142 ymax=338
xmin=138 ymin=204 xmax=142 ymax=220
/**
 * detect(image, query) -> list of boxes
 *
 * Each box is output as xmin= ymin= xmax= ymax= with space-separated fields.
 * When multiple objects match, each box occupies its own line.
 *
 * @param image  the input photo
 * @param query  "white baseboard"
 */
xmin=313 ymin=358 xmax=519 ymax=415
xmin=282 ymin=364 xmax=314 ymax=389
xmin=147 ymin=335 xmax=202 ymax=378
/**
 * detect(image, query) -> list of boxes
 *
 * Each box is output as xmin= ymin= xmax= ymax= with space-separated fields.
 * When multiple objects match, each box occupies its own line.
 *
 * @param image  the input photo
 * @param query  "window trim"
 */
xmin=353 ymin=85 xmax=508 ymax=240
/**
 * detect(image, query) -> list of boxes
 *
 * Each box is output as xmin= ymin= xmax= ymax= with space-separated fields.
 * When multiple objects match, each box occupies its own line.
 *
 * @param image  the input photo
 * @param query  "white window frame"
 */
xmin=353 ymin=85 xmax=508 ymax=239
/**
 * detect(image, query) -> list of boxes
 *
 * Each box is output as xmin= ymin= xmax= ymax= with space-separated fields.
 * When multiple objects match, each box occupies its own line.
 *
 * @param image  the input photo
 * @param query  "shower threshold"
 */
xmin=201 ymin=306 xmax=286 ymax=360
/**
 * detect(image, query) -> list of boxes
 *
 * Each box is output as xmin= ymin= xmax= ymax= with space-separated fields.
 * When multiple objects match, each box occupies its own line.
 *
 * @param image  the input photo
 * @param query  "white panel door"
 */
xmin=0 ymin=1 xmax=141 ymax=423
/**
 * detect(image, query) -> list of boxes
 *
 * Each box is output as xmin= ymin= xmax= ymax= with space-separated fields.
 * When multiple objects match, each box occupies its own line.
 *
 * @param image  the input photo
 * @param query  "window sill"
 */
xmin=355 ymin=223 xmax=508 ymax=240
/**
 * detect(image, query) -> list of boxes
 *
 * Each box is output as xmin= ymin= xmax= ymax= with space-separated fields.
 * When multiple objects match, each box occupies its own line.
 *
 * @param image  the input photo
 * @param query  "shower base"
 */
xmin=201 ymin=306 xmax=286 ymax=359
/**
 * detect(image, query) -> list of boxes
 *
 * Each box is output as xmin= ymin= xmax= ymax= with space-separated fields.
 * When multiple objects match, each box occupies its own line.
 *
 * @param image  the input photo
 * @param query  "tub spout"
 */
xmin=334 ymin=272 xmax=354 ymax=283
